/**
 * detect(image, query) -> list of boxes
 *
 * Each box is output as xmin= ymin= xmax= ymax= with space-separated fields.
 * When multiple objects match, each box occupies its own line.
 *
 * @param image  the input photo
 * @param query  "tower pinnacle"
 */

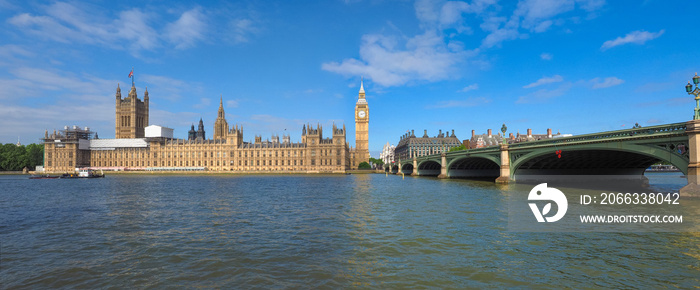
xmin=359 ymin=77 xmax=365 ymax=95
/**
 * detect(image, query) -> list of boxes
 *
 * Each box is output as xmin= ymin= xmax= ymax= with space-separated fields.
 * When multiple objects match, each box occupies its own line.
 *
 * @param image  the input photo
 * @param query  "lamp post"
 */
xmin=500 ymin=123 xmax=507 ymax=145
xmin=686 ymin=73 xmax=700 ymax=120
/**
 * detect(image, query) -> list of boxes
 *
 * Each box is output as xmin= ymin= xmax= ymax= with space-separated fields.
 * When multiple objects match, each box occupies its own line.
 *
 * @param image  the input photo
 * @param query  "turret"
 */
xmin=116 ymin=83 xmax=122 ymax=100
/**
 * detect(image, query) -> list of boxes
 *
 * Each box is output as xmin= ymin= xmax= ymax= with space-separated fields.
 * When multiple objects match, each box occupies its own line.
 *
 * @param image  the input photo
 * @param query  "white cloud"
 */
xmin=322 ymin=30 xmax=471 ymax=86
xmin=5 ymin=2 xmax=239 ymax=56
xmin=428 ymin=96 xmax=491 ymax=108
xmin=480 ymin=16 xmax=522 ymax=49
xmin=480 ymin=0 xmax=606 ymax=48
xmin=540 ymin=52 xmax=553 ymax=60
xmin=324 ymin=0 xmax=497 ymax=87
xmin=591 ymin=77 xmax=624 ymax=89
xmin=140 ymin=74 xmax=204 ymax=102
xmin=516 ymin=0 xmax=576 ymax=31
xmin=600 ymin=30 xmax=664 ymax=51
xmin=523 ymin=75 xmax=564 ymax=88
xmin=164 ymin=7 xmax=207 ymax=49
xmin=226 ymin=100 xmax=239 ymax=108
xmin=516 ymin=82 xmax=572 ymax=103
xmin=228 ymin=18 xmax=259 ymax=44
xmin=458 ymin=83 xmax=479 ymax=92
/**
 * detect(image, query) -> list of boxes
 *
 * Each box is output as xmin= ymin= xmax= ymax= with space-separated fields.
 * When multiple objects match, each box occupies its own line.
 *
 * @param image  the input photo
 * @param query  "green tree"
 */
xmin=358 ymin=161 xmax=371 ymax=169
xmin=26 ymin=143 xmax=44 ymax=170
xmin=0 ymin=143 xmax=44 ymax=171
xmin=448 ymin=144 xmax=467 ymax=152
xmin=369 ymin=157 xmax=383 ymax=166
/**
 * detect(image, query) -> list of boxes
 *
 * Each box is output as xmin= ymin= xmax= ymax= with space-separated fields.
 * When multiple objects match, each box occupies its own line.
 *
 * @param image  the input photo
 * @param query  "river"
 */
xmin=1 ymin=173 xmax=698 ymax=288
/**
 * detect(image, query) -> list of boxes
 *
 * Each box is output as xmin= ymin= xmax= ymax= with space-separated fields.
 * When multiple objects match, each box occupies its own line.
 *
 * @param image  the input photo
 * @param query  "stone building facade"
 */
xmin=394 ymin=129 xmax=461 ymax=160
xmin=42 ymin=81 xmax=369 ymax=173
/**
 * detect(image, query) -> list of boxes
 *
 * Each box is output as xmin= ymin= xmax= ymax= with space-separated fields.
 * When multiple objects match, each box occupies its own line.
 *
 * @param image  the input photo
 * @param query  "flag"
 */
xmin=128 ymin=70 xmax=133 ymax=78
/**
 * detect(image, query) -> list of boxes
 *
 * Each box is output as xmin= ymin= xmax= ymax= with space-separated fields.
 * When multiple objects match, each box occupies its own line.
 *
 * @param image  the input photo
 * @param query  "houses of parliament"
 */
xmin=41 ymin=80 xmax=370 ymax=173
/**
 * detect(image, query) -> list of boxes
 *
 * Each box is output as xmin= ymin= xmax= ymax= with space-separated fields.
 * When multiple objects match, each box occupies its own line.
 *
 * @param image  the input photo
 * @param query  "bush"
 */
xmin=358 ymin=162 xmax=371 ymax=169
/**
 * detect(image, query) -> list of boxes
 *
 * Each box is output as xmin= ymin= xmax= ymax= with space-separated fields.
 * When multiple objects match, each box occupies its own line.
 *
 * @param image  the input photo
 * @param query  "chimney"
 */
xmin=439 ymin=129 xmax=442 ymax=137
xmin=451 ymin=129 xmax=455 ymax=137
xmin=547 ymin=128 xmax=552 ymax=138
xmin=411 ymin=129 xmax=414 ymax=136
xmin=527 ymin=128 xmax=532 ymax=137
xmin=487 ymin=129 xmax=492 ymax=137
xmin=472 ymin=130 xmax=475 ymax=138
xmin=424 ymin=129 xmax=428 ymax=138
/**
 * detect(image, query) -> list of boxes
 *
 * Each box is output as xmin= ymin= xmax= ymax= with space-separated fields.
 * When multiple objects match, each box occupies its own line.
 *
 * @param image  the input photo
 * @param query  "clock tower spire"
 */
xmin=354 ymin=78 xmax=369 ymax=167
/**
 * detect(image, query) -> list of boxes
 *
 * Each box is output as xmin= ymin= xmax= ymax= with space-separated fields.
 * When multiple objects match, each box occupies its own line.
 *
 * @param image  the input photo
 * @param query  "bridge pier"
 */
xmin=438 ymin=153 xmax=448 ymax=179
xmin=495 ymin=143 xmax=511 ymax=184
xmin=411 ymin=158 xmax=419 ymax=176
xmin=681 ymin=120 xmax=700 ymax=197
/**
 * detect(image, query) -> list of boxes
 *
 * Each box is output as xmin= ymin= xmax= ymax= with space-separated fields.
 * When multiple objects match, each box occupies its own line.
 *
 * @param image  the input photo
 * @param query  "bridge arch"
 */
xmin=417 ymin=160 xmax=441 ymax=176
xmin=511 ymin=143 xmax=688 ymax=178
xmin=390 ymin=165 xmax=399 ymax=174
xmin=401 ymin=163 xmax=414 ymax=174
xmin=446 ymin=156 xmax=500 ymax=178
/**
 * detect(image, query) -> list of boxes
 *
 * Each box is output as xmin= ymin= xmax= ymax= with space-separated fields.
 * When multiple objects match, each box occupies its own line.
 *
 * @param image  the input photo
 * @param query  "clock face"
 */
xmin=358 ymin=110 xmax=366 ymax=118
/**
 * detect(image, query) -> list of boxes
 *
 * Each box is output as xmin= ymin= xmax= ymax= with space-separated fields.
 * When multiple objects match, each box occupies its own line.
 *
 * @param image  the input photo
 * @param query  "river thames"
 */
xmin=1 ymin=173 xmax=699 ymax=288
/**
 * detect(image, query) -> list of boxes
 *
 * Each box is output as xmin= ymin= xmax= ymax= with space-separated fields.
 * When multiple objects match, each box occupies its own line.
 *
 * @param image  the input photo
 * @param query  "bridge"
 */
xmin=384 ymin=121 xmax=700 ymax=196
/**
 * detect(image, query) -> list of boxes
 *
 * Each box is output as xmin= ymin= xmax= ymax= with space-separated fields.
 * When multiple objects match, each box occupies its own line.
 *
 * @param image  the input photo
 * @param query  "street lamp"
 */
xmin=687 ymin=73 xmax=700 ymax=120
xmin=500 ymin=123 xmax=507 ymax=145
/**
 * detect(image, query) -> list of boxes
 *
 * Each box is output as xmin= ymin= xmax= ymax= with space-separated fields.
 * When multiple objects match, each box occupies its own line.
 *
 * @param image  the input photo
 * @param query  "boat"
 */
xmin=60 ymin=169 xmax=105 ymax=179
xmin=29 ymin=174 xmax=60 ymax=179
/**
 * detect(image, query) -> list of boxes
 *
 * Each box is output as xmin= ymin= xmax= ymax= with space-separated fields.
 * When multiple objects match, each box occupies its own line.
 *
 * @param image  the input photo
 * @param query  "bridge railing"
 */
xmin=390 ymin=122 xmax=688 ymax=166
xmin=507 ymin=122 xmax=687 ymax=149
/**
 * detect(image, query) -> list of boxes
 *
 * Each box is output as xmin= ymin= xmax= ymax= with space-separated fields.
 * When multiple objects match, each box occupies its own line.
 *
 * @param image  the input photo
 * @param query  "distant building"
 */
xmin=469 ymin=129 xmax=503 ymax=149
xmin=469 ymin=128 xmax=563 ymax=149
xmin=394 ymin=129 xmax=461 ymax=160
xmin=42 ymin=80 xmax=370 ymax=173
xmin=380 ymin=142 xmax=395 ymax=165
xmin=188 ymin=118 xmax=207 ymax=141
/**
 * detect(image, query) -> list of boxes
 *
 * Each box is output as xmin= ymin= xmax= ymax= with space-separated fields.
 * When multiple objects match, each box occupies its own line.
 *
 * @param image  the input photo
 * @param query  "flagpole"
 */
xmin=132 ymin=66 xmax=134 ymax=87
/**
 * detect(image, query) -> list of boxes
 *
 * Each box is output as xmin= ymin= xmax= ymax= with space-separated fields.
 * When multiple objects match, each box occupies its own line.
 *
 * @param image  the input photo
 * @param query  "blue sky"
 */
xmin=1 ymin=0 xmax=698 ymax=157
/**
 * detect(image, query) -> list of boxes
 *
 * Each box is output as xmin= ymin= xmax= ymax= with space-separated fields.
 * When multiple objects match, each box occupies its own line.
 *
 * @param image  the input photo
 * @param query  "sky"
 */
xmin=1 ymin=0 xmax=699 ymax=158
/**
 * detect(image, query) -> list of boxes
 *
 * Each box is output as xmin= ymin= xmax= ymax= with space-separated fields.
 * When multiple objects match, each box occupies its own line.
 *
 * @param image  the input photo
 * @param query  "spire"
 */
xmin=116 ymin=83 xmax=122 ymax=100
xmin=144 ymin=87 xmax=149 ymax=100
xmin=217 ymin=94 xmax=225 ymax=118
xmin=359 ymin=77 xmax=365 ymax=95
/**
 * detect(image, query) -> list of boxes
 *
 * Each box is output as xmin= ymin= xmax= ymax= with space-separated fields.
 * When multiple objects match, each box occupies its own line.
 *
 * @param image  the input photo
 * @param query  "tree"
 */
xmin=358 ymin=161 xmax=371 ymax=169
xmin=448 ymin=144 xmax=467 ymax=152
xmin=369 ymin=157 xmax=384 ymax=166
xmin=0 ymin=143 xmax=44 ymax=171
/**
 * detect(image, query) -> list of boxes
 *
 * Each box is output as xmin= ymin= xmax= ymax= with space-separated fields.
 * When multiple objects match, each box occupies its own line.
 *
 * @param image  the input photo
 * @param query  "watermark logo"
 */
xmin=528 ymin=183 xmax=568 ymax=222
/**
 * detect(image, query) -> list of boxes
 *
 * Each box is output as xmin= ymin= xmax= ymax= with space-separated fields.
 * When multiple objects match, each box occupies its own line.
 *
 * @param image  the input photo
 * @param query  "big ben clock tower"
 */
xmin=354 ymin=79 xmax=370 ymax=166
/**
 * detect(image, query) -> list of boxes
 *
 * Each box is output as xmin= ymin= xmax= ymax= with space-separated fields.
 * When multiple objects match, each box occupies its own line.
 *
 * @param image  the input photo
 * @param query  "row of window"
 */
xmin=90 ymin=158 xmax=347 ymax=168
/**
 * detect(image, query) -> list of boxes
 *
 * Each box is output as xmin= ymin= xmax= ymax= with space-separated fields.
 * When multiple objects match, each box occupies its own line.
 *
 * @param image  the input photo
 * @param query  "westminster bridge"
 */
xmin=384 ymin=121 xmax=700 ymax=196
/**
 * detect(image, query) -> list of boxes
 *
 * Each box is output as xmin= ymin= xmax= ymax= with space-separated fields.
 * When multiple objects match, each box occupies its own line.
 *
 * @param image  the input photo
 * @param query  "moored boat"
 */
xmin=28 ymin=174 xmax=60 ymax=179
xmin=61 ymin=169 xmax=105 ymax=179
